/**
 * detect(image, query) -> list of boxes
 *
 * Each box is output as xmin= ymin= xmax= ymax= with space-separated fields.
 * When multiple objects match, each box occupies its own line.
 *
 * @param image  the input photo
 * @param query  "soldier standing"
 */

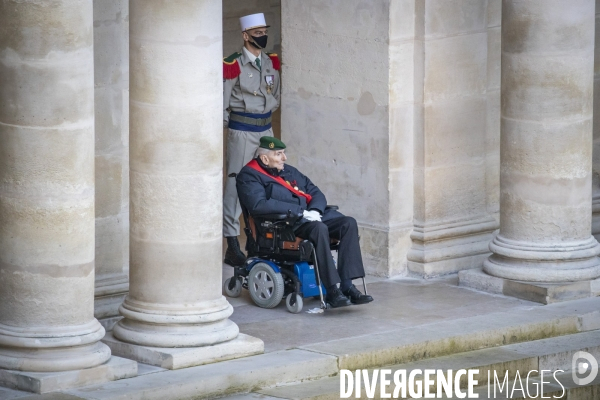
xmin=223 ymin=13 xmax=281 ymax=266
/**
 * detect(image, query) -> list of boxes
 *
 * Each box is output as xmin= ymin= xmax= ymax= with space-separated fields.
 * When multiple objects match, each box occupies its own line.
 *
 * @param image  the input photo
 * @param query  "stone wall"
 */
xmin=93 ymin=0 xmax=130 ymax=329
xmin=280 ymin=0 xmax=501 ymax=277
xmin=486 ymin=0 xmax=501 ymax=219
xmin=406 ymin=0 xmax=498 ymax=277
xmin=280 ymin=0 xmax=395 ymax=276
xmin=387 ymin=0 xmax=418 ymax=276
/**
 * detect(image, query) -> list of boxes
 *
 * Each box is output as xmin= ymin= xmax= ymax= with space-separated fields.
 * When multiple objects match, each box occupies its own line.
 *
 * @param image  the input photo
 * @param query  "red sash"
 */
xmin=247 ymin=159 xmax=313 ymax=204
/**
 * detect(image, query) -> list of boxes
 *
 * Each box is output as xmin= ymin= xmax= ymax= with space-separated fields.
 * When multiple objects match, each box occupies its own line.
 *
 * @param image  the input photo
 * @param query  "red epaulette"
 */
xmin=267 ymin=53 xmax=280 ymax=71
xmin=223 ymin=52 xmax=242 ymax=80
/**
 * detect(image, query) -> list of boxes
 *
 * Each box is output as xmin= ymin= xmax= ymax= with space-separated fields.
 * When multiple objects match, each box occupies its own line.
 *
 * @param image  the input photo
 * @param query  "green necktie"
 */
xmin=255 ymin=57 xmax=261 ymax=70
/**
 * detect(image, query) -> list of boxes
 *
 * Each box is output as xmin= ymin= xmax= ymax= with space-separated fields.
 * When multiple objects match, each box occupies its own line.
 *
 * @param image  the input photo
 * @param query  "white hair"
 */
xmin=254 ymin=147 xmax=272 ymax=158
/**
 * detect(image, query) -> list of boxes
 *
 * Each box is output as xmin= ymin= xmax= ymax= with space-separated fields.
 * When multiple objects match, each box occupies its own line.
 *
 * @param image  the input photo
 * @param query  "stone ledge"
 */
xmin=102 ymin=332 xmax=264 ymax=370
xmin=459 ymin=268 xmax=600 ymax=304
xmin=408 ymin=253 xmax=490 ymax=278
xmin=7 ymin=296 xmax=600 ymax=399
xmin=63 ymin=349 xmax=338 ymax=400
xmin=0 ymin=356 xmax=137 ymax=394
xmin=407 ymin=216 xmax=497 ymax=278
xmin=298 ymin=298 xmax=600 ymax=371
xmin=258 ymin=331 xmax=600 ymax=399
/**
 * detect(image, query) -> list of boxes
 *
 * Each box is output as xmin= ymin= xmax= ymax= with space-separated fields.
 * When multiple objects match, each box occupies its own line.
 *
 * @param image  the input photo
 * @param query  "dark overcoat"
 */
xmin=236 ymin=161 xmax=344 ymax=222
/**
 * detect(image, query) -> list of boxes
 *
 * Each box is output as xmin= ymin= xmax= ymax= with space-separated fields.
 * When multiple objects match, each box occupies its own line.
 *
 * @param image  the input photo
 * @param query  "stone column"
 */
xmin=0 ymin=0 xmax=110 ymax=373
xmin=484 ymin=0 xmax=600 ymax=282
xmin=107 ymin=0 xmax=262 ymax=368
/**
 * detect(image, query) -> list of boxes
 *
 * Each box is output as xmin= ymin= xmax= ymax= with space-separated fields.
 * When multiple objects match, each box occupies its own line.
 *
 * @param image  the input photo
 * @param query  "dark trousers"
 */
xmin=294 ymin=216 xmax=365 ymax=289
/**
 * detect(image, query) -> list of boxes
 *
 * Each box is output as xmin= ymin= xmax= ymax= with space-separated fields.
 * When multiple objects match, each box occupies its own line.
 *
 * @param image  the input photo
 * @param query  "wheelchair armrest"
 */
xmin=253 ymin=213 xmax=288 ymax=220
xmin=325 ymin=205 xmax=339 ymax=210
xmin=252 ymin=210 xmax=303 ymax=224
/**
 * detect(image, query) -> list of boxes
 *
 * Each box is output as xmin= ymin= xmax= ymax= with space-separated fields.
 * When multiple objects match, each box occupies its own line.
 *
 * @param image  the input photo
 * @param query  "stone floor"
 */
xmin=5 ymin=266 xmax=600 ymax=399
xmin=223 ymin=265 xmax=539 ymax=353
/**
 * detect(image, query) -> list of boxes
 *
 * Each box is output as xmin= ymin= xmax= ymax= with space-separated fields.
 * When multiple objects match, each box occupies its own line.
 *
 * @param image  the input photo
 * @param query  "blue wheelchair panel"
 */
xmin=295 ymin=261 xmax=326 ymax=298
xmin=245 ymin=258 xmax=325 ymax=298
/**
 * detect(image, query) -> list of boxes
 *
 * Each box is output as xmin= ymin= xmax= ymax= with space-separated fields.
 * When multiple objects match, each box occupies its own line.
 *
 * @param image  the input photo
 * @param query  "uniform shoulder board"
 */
xmin=266 ymin=53 xmax=280 ymax=71
xmin=223 ymin=52 xmax=242 ymax=80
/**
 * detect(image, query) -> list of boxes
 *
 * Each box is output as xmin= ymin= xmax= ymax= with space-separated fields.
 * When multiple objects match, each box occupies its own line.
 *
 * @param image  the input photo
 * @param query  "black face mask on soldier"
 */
xmin=250 ymin=34 xmax=268 ymax=49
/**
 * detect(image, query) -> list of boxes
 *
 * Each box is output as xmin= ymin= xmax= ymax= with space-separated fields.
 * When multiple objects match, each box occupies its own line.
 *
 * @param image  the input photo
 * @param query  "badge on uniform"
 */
xmin=265 ymin=75 xmax=274 ymax=94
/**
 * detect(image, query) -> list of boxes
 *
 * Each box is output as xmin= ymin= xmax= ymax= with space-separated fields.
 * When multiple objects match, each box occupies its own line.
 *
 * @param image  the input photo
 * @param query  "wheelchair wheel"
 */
xmin=285 ymin=293 xmax=303 ymax=314
xmin=223 ymin=277 xmax=242 ymax=298
xmin=248 ymin=262 xmax=284 ymax=308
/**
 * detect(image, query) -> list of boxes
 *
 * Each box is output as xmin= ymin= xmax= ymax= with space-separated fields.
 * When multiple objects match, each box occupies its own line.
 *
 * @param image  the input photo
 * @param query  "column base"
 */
xmin=459 ymin=268 xmax=600 ymax=304
xmin=102 ymin=332 xmax=263 ymax=370
xmin=113 ymin=296 xmax=240 ymax=347
xmin=407 ymin=216 xmax=498 ymax=277
xmin=0 ymin=320 xmax=111 ymax=372
xmin=0 ymin=356 xmax=137 ymax=394
xmin=484 ymin=235 xmax=600 ymax=282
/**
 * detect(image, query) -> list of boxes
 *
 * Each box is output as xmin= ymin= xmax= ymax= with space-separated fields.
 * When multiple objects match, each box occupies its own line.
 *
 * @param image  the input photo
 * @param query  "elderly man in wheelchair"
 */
xmin=223 ymin=136 xmax=373 ymax=312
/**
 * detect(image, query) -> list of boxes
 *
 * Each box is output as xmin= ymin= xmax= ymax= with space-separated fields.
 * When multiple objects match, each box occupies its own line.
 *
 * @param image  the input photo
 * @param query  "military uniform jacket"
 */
xmin=236 ymin=161 xmax=344 ymax=222
xmin=223 ymin=48 xmax=281 ymax=126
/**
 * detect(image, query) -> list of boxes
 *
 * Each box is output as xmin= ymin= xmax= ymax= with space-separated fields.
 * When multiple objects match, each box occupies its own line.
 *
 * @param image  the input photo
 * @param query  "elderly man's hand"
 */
xmin=303 ymin=210 xmax=322 ymax=222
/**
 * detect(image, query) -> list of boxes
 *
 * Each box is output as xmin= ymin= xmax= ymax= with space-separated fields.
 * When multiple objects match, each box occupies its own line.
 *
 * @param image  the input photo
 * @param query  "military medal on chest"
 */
xmin=265 ymin=75 xmax=274 ymax=95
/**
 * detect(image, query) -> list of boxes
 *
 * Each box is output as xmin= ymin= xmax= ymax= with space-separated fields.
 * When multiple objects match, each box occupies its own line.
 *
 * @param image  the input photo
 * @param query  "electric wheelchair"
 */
xmin=223 ymin=206 xmax=368 ymax=313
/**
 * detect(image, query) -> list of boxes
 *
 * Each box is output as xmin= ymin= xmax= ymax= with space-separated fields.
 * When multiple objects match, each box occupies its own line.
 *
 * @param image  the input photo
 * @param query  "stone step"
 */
xmin=440 ymin=370 xmax=600 ymax=400
xmin=7 ymin=297 xmax=600 ymax=399
xmin=62 ymin=349 xmax=338 ymax=400
xmin=222 ymin=369 xmax=600 ymax=399
xmin=246 ymin=330 xmax=600 ymax=400
xmin=387 ymin=370 xmax=600 ymax=399
xmin=299 ymin=298 xmax=600 ymax=371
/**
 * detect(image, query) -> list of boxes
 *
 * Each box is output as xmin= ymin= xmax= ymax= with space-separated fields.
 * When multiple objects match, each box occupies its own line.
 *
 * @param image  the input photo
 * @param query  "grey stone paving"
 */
xmin=223 ymin=265 xmax=538 ymax=353
xmin=5 ymin=267 xmax=600 ymax=399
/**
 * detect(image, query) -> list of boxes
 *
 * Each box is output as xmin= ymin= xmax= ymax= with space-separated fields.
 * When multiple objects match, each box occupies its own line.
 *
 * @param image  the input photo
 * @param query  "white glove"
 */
xmin=303 ymin=210 xmax=322 ymax=222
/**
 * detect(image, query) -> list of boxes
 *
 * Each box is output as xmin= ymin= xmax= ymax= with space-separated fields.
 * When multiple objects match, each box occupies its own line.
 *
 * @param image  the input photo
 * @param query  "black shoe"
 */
xmin=325 ymin=287 xmax=351 ymax=308
xmin=342 ymin=285 xmax=373 ymax=305
xmin=224 ymin=236 xmax=246 ymax=266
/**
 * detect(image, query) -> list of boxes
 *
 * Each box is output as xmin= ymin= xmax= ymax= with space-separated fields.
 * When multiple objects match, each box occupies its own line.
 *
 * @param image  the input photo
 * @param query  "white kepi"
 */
xmin=239 ymin=13 xmax=269 ymax=32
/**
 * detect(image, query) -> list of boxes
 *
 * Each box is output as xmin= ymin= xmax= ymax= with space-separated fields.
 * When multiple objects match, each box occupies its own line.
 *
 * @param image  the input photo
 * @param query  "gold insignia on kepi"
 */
xmin=269 ymin=142 xmax=274 ymax=149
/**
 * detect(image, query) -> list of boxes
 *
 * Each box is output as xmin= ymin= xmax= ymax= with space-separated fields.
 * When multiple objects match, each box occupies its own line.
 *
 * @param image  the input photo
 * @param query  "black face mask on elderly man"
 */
xmin=250 ymin=34 xmax=268 ymax=49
